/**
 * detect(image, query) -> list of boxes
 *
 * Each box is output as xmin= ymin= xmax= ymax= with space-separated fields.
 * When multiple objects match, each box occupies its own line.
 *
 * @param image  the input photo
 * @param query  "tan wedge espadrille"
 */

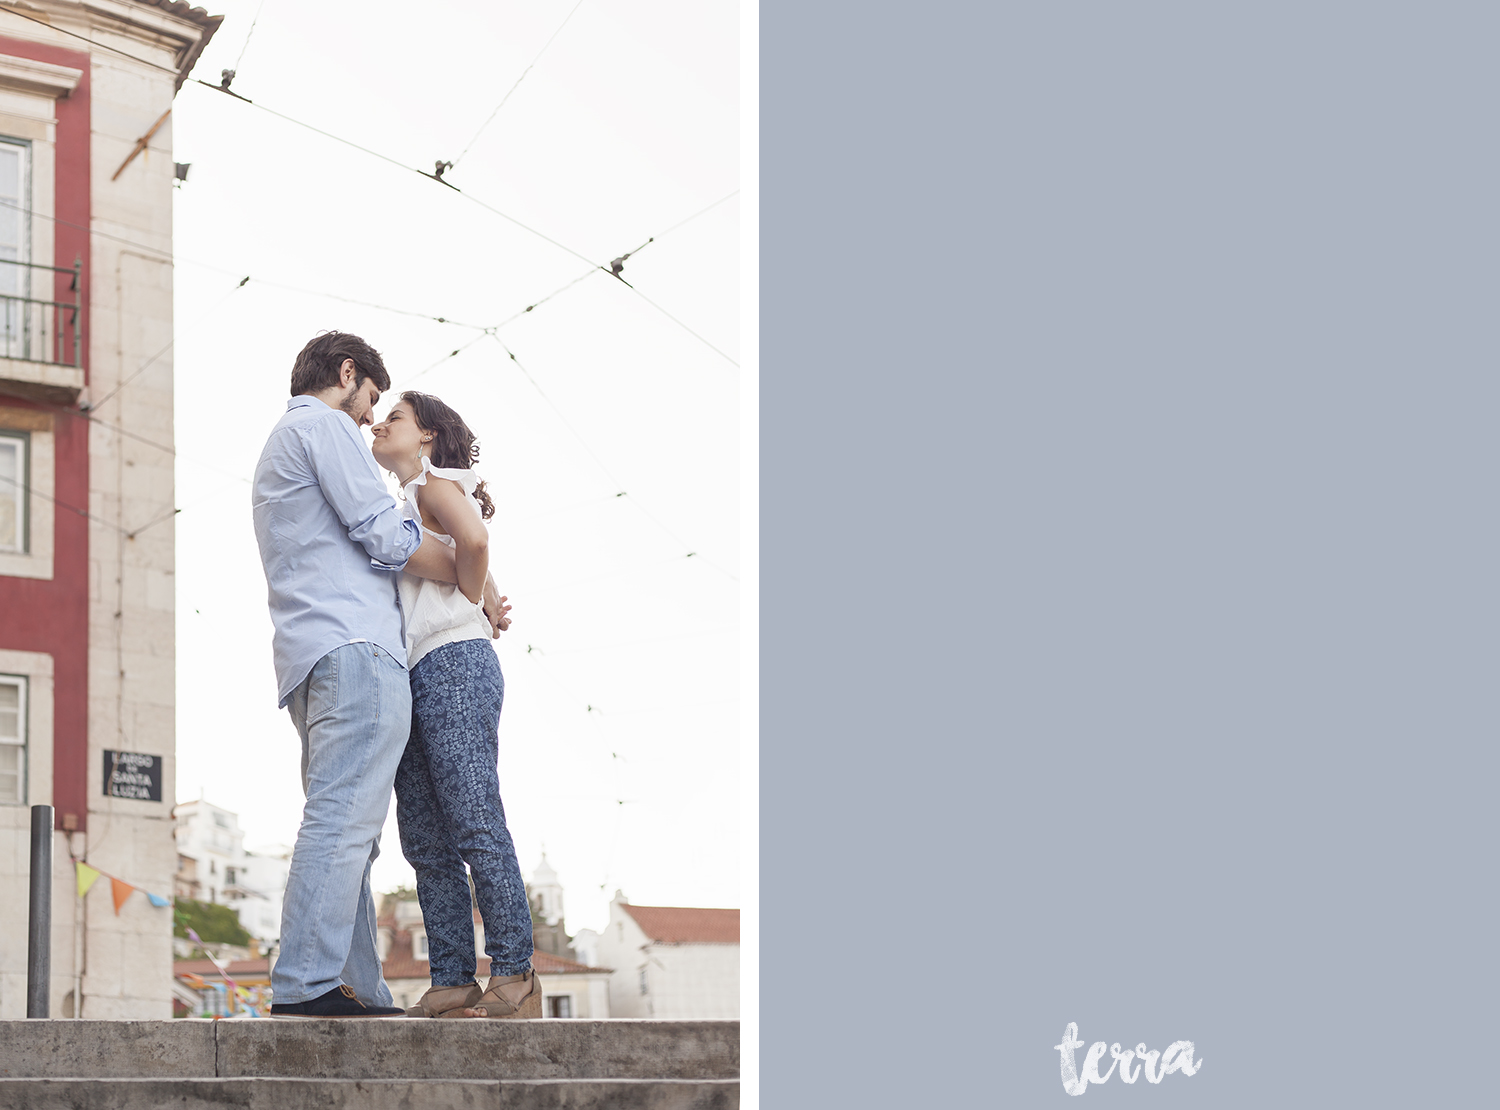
xmin=405 ymin=981 xmax=483 ymax=1018
xmin=468 ymin=968 xmax=543 ymax=1019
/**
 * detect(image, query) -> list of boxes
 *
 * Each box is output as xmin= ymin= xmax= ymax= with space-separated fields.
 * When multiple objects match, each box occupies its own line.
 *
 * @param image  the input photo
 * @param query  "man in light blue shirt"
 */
xmin=252 ymin=331 xmax=505 ymax=1017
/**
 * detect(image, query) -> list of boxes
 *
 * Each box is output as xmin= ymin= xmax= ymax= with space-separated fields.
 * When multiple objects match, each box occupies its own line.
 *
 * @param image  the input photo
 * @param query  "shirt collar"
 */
xmin=287 ymin=395 xmax=333 ymax=412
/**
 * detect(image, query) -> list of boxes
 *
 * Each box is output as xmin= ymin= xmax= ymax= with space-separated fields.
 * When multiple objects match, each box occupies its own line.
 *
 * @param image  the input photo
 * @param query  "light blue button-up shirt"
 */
xmin=252 ymin=395 xmax=423 ymax=706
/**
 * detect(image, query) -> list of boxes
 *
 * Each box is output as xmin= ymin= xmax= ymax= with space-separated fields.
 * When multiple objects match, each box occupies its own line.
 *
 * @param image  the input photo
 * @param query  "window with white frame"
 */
xmin=413 ymin=931 xmax=429 ymax=959
xmin=547 ymin=995 xmax=573 ymax=1018
xmin=0 ymin=137 xmax=30 ymax=356
xmin=0 ymin=429 xmax=24 ymax=552
xmin=0 ymin=674 xmax=26 ymax=804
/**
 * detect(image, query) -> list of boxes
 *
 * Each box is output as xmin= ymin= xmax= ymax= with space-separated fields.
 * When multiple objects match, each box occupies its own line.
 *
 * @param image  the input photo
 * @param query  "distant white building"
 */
xmin=572 ymin=927 xmax=601 ymax=968
xmin=231 ymin=843 xmax=290 ymax=944
xmin=594 ymin=892 xmax=739 ymax=1019
xmin=172 ymin=798 xmax=289 ymax=944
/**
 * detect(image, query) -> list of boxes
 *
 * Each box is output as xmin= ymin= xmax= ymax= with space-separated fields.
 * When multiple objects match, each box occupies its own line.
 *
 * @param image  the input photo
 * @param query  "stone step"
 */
xmin=0 ymin=1020 xmax=740 ymax=1081
xmin=0 ymin=1077 xmax=739 ymax=1109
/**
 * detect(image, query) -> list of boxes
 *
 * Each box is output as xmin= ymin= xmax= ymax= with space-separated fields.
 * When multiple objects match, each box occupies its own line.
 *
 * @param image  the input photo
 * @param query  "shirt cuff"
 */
xmin=370 ymin=518 xmax=423 ymax=570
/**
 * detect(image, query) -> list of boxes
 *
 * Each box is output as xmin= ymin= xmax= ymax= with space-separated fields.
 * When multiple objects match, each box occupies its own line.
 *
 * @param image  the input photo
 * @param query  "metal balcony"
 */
xmin=0 ymin=257 xmax=85 ymax=406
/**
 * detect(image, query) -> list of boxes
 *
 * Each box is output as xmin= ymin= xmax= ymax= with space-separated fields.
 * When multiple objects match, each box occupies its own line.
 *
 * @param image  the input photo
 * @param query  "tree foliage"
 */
xmin=172 ymin=898 xmax=252 ymax=946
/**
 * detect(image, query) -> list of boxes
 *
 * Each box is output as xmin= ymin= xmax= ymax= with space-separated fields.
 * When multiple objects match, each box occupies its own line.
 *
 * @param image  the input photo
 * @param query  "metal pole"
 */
xmin=27 ymin=804 xmax=53 ymax=1018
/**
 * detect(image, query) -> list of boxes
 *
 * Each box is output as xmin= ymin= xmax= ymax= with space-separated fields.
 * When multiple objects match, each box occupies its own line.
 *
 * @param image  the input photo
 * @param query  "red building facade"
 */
xmin=0 ymin=0 xmax=218 ymax=1019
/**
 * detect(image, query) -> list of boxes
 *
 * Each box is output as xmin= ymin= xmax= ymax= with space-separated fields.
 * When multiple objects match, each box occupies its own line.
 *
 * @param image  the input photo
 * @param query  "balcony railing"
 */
xmin=0 ymin=257 xmax=82 ymax=368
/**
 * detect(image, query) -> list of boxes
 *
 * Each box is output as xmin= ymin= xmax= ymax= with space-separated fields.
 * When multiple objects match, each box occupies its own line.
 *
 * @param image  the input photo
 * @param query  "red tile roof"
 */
xmin=622 ymin=905 xmax=740 ymax=944
xmin=377 ymin=915 xmax=611 ymax=980
xmin=532 ymin=948 xmax=608 ymax=974
xmin=174 ymin=958 xmax=270 ymax=978
xmin=380 ymin=929 xmax=428 ymax=981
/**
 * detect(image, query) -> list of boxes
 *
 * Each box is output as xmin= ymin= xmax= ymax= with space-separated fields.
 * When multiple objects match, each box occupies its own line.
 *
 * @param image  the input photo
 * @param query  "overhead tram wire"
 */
xmin=18 ymin=387 xmax=253 ymax=488
xmin=391 ymin=331 xmax=494 ymax=391
xmin=654 ymin=190 xmax=740 ymax=238
xmin=87 ymin=276 xmax=251 ymax=412
xmin=251 ymin=280 xmax=490 ymax=331
xmin=187 ymin=76 xmax=718 ymax=293
xmin=0 ymin=5 xmax=735 ymax=356
xmin=619 ymin=285 xmax=738 ymax=368
xmin=4 ymin=3 xmax=733 ymax=769
xmin=388 ymin=191 xmax=746 ymax=388
xmin=179 ymin=81 xmax=602 ymax=270
xmin=0 ymin=196 xmax=490 ymax=331
xmin=0 ymin=471 xmax=182 ymax=539
xmin=18 ymin=389 xmax=182 ymax=461
xmin=449 ymin=0 xmax=590 ymax=170
xmin=0 ymin=4 xmax=184 ymax=77
xmin=490 ymin=334 xmax=738 ymax=582
xmin=487 ymin=190 xmax=743 ymax=331
xmin=492 ymin=267 xmax=601 ymax=330
xmin=4 ymin=272 xmax=276 ymax=479
xmin=0 ymin=4 xmax=598 ymax=265
xmin=230 ymin=0 xmax=269 ymax=74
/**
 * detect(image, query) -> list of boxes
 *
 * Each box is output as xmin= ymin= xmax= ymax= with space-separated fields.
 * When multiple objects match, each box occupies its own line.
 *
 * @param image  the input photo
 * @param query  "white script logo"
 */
xmin=1053 ymin=1022 xmax=1202 ymax=1096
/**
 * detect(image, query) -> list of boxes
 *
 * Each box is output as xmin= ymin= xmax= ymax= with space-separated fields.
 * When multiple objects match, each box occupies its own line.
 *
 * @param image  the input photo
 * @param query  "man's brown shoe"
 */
xmin=406 ymin=981 xmax=483 ymax=1018
xmin=468 ymin=968 xmax=543 ymax=1019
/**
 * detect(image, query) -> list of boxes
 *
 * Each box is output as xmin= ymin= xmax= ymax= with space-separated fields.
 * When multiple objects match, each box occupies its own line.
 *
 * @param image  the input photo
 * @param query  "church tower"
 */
xmin=527 ymin=853 xmax=574 ymax=959
xmin=530 ymin=853 xmax=565 ymax=926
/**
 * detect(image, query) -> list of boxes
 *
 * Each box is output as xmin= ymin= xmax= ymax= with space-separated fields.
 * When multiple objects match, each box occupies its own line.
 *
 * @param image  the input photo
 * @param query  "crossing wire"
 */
xmin=231 ymin=0 xmax=269 ymax=73
xmin=390 ymin=330 xmax=494 ymax=391
xmin=450 ymin=0 xmax=590 ymax=169
xmin=621 ymin=285 xmax=738 ymax=368
xmin=87 ymin=277 xmax=251 ymax=412
xmin=0 ymin=7 xmax=738 ymax=536
xmin=0 ymin=4 xmax=738 ymax=360
xmin=0 ymin=4 xmax=733 ymax=811
xmin=488 ymin=190 xmax=739 ymax=330
xmin=0 ymin=195 xmax=489 ymax=330
xmin=0 ymin=4 xmax=601 ymax=265
xmin=0 ymin=470 xmax=160 ymax=538
xmin=490 ymin=334 xmax=738 ymax=582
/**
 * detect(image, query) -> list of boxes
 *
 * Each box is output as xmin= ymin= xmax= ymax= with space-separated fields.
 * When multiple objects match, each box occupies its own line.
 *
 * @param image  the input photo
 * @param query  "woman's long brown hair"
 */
xmin=400 ymin=390 xmax=495 ymax=520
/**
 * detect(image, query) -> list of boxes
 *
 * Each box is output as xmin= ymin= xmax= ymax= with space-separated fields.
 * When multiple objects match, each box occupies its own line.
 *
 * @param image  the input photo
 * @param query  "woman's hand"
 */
xmin=483 ymin=576 xmax=512 ymax=637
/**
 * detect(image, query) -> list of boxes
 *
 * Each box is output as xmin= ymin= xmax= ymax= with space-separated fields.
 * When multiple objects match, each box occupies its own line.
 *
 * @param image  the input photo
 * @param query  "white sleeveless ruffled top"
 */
xmin=397 ymin=457 xmax=492 ymax=670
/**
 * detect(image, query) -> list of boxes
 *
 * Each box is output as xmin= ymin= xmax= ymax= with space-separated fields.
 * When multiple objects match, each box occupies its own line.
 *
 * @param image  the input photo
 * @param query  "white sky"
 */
xmin=168 ymin=0 xmax=739 ymax=934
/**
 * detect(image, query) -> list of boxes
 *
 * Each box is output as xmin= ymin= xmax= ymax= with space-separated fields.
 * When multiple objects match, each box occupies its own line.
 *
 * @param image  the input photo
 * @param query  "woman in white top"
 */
xmin=370 ymin=391 xmax=540 ymax=1020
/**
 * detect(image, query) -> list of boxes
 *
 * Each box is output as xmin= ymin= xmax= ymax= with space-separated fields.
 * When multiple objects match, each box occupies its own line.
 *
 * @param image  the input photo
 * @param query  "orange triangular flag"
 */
xmin=76 ymin=861 xmax=101 ymax=898
xmin=110 ymin=876 xmax=135 ymax=915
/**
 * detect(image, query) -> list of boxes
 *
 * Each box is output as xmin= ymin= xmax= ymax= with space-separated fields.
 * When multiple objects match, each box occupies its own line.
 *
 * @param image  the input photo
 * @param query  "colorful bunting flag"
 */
xmin=186 ymin=927 xmax=240 ymax=993
xmin=71 ymin=859 xmax=171 ymax=911
xmin=76 ymin=862 xmax=101 ymax=898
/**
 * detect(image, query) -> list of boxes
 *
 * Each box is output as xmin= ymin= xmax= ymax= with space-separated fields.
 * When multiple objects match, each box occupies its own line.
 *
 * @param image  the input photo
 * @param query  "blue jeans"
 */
xmin=272 ymin=642 xmax=411 ymax=1005
xmin=396 ymin=638 xmax=533 ymax=985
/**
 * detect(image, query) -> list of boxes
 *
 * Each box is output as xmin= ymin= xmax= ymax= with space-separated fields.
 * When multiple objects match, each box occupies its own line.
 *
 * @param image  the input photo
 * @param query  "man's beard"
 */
xmin=338 ymin=387 xmax=362 ymax=420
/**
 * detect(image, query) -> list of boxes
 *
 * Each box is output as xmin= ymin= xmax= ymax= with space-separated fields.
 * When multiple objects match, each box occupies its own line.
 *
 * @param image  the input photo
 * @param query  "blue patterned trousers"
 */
xmin=395 ymin=638 xmax=533 ymax=984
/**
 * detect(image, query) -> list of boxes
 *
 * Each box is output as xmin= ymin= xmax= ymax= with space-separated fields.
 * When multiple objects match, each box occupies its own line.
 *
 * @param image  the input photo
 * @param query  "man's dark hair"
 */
xmin=289 ymin=332 xmax=391 ymax=397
